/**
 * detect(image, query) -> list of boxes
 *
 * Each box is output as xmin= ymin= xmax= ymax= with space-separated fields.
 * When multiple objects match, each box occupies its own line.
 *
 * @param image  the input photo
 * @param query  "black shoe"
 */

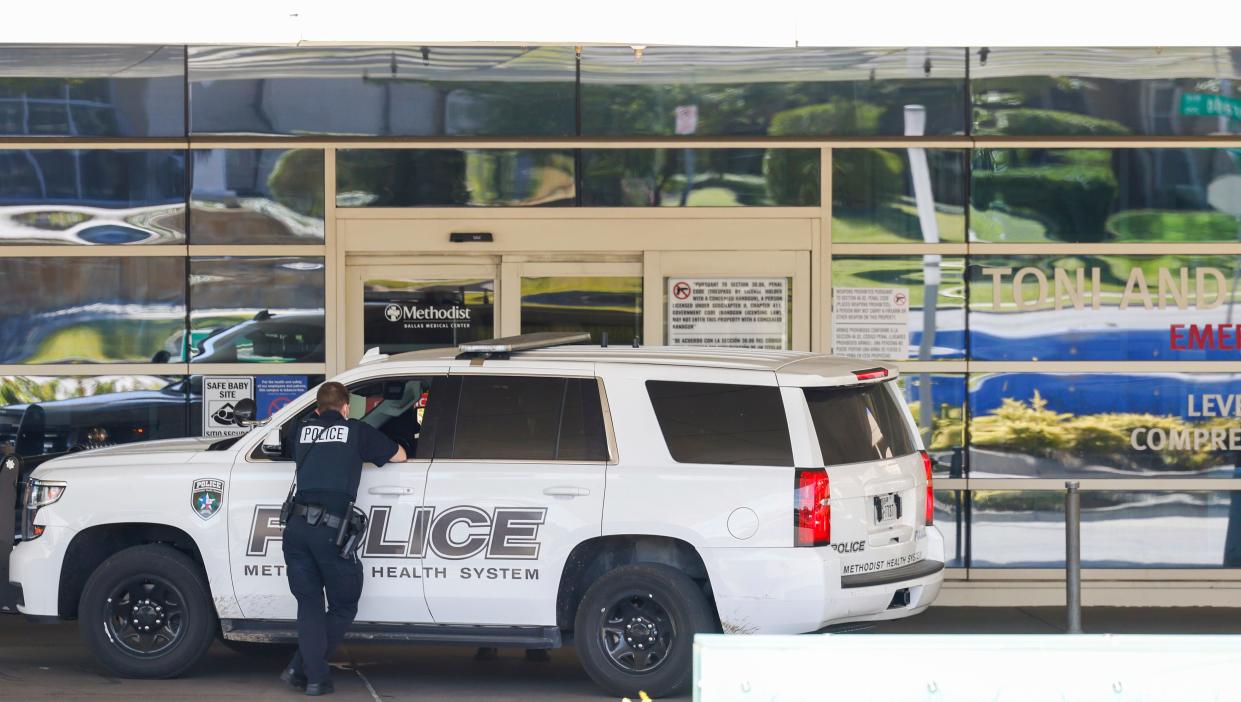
xmin=304 ymin=680 xmax=335 ymax=696
xmin=473 ymin=646 xmax=499 ymax=661
xmin=280 ymin=667 xmax=307 ymax=690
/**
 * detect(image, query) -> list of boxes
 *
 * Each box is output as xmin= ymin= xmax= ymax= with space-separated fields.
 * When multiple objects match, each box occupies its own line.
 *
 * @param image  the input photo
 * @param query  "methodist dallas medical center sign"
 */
xmin=982 ymin=263 xmax=1241 ymax=453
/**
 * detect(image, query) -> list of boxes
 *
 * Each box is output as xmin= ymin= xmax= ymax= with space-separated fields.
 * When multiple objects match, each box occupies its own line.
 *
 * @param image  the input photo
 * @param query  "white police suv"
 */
xmin=4 ymin=332 xmax=944 ymax=697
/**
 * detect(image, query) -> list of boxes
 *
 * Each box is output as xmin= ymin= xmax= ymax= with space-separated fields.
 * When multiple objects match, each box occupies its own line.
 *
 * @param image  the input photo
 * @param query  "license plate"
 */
xmin=874 ymin=493 xmax=901 ymax=523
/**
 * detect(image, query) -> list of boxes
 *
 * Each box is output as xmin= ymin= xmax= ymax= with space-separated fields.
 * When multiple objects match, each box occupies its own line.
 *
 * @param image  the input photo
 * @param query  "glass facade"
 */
xmin=0 ymin=150 xmax=186 ymax=245
xmin=6 ymin=43 xmax=1241 ymax=590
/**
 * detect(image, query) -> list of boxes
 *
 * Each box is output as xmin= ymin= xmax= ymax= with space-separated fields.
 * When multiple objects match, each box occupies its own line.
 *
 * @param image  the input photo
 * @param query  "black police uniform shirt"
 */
xmin=293 ymin=409 xmax=399 ymax=516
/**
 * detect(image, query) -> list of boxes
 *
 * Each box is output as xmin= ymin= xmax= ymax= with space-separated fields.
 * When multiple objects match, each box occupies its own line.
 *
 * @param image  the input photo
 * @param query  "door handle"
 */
xmin=369 ymin=486 xmax=415 ymax=496
xmin=543 ymin=486 xmax=590 ymax=497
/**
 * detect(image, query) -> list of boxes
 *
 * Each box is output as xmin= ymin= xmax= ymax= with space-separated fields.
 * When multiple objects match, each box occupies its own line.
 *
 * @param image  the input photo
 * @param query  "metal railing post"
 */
xmin=1065 ymin=480 xmax=1082 ymax=634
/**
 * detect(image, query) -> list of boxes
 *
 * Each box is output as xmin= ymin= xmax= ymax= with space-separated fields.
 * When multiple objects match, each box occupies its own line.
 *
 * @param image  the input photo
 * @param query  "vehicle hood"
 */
xmin=28 ymin=436 xmax=226 ymax=480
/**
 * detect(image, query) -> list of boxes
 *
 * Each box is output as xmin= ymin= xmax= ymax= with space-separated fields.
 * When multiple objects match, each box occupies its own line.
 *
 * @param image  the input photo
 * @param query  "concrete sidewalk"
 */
xmin=3 ymin=608 xmax=1241 ymax=700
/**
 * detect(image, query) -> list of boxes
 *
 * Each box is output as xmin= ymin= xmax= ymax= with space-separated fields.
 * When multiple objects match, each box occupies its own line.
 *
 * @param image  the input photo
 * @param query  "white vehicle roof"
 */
xmin=381 ymin=341 xmax=896 ymax=387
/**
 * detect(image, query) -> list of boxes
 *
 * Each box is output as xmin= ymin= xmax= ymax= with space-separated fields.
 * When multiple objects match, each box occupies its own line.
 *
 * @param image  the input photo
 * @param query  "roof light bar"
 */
xmin=853 ymin=368 xmax=889 ymax=381
xmin=457 ymin=331 xmax=592 ymax=357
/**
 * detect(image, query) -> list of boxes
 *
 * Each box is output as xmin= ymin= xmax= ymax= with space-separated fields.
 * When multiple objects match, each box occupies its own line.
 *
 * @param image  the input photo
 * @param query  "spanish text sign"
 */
xmin=832 ymin=287 xmax=910 ymax=359
xmin=203 ymin=376 xmax=253 ymax=439
xmin=667 ymin=277 xmax=788 ymax=350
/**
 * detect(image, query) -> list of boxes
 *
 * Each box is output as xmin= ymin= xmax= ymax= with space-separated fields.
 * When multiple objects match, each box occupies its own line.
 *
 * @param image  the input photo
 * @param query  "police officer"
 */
xmin=281 ymin=381 xmax=406 ymax=696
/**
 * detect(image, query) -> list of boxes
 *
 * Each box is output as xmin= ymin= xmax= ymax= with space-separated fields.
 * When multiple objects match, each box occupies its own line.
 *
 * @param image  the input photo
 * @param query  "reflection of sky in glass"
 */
xmin=0 ymin=150 xmax=186 ymax=245
xmin=972 ymin=491 xmax=1241 ymax=568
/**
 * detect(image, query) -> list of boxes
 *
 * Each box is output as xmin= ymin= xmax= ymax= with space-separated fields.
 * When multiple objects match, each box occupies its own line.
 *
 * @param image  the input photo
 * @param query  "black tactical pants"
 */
xmin=283 ymin=513 xmax=364 ymax=685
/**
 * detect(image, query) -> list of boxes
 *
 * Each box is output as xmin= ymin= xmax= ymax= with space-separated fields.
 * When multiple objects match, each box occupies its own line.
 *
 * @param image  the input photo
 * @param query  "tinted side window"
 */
xmin=452 ymin=376 xmax=608 ymax=462
xmin=804 ymin=381 xmax=917 ymax=465
xmin=646 ymin=381 xmax=793 ymax=466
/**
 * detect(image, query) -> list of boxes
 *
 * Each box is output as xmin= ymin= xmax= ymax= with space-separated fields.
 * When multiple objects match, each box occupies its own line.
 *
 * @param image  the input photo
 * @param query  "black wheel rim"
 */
xmin=599 ymin=590 xmax=676 ymax=674
xmin=102 ymin=575 xmax=188 ymax=658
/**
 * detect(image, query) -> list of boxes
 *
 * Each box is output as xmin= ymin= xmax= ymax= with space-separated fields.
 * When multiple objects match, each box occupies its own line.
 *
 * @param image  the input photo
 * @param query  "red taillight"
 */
xmin=794 ymin=468 xmax=830 ymax=547
xmin=921 ymin=450 xmax=934 ymax=526
xmin=853 ymin=368 xmax=889 ymax=381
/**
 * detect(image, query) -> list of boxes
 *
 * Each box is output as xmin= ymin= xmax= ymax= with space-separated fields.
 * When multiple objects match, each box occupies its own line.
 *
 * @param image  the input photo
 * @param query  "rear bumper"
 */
xmin=702 ymin=526 xmax=946 ymax=635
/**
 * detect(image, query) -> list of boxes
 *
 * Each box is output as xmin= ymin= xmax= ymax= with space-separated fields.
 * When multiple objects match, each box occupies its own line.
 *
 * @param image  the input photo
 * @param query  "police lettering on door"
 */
xmin=245 ymin=505 xmax=547 ymax=581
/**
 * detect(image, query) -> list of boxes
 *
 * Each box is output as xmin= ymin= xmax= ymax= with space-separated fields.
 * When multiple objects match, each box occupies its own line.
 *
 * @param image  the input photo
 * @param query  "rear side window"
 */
xmin=804 ymin=381 xmax=916 ymax=465
xmin=646 ymin=380 xmax=793 ymax=466
xmin=449 ymin=376 xmax=608 ymax=462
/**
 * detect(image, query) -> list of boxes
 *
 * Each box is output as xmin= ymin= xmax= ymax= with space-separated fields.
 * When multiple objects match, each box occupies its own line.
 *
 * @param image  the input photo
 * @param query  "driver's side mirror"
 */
xmin=232 ymin=397 xmax=260 ymax=427
xmin=260 ymin=428 xmax=284 ymax=457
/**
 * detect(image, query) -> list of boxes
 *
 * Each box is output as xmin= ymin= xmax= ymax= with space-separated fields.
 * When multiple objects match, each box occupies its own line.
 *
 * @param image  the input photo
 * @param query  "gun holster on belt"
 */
xmin=334 ymin=502 xmax=368 ymax=561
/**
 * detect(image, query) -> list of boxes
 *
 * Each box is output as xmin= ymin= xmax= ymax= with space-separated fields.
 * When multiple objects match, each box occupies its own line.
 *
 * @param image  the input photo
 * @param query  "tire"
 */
xmin=79 ymin=544 xmax=217 ymax=679
xmin=574 ymin=563 xmax=716 ymax=698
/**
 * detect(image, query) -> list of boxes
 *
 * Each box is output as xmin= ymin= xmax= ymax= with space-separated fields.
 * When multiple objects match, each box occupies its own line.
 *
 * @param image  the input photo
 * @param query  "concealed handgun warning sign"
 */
xmin=832 ymin=287 xmax=910 ymax=360
xmin=203 ymin=376 xmax=254 ymax=438
xmin=667 ymin=278 xmax=788 ymax=350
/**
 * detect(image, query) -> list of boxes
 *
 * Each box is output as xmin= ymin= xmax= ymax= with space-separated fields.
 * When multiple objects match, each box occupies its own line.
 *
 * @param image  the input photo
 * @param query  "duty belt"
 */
xmin=292 ymin=503 xmax=346 ymax=530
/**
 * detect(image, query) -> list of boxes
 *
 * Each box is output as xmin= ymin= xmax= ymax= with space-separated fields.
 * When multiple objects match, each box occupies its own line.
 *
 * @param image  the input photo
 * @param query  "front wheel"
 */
xmin=574 ymin=564 xmax=716 ymax=698
xmin=79 ymin=544 xmax=217 ymax=678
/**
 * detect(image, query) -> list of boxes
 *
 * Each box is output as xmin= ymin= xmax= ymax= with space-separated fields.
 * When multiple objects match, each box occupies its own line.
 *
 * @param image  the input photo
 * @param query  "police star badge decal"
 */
xmin=192 ymin=478 xmax=225 ymax=520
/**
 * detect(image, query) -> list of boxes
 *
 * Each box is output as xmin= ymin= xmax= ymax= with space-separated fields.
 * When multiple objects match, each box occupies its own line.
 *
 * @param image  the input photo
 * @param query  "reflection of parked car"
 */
xmin=188 ymin=311 xmax=324 ymax=363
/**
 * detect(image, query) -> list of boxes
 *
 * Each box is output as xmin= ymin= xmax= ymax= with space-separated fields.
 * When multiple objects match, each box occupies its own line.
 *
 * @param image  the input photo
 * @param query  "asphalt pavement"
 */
xmin=4 ymin=608 xmax=1241 ymax=700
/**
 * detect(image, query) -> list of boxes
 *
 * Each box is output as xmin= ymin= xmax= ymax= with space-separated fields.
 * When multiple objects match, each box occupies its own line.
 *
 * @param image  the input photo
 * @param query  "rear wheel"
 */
xmin=79 ymin=544 xmax=216 ymax=678
xmin=574 ymin=563 xmax=716 ymax=698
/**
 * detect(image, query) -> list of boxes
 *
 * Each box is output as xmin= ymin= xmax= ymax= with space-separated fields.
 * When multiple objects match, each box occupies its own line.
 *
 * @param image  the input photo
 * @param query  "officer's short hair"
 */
xmin=316 ymin=382 xmax=350 ymax=411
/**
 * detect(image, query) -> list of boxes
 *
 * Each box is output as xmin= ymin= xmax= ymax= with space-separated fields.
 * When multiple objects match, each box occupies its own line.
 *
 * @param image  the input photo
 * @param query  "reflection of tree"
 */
xmin=973 ymin=391 xmax=1230 ymax=473
xmin=266 ymin=149 xmax=325 ymax=218
xmin=972 ymin=150 xmax=1118 ymax=242
xmin=0 ymin=377 xmax=122 ymax=405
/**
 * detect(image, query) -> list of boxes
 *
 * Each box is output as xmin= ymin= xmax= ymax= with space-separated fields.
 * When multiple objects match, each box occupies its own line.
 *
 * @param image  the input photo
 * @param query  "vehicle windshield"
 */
xmin=804 ymin=380 xmax=917 ymax=465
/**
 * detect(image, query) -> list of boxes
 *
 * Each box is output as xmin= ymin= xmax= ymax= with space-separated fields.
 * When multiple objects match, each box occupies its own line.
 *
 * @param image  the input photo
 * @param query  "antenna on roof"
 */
xmin=633 ymin=335 xmax=641 ymax=348
xmin=601 ymin=332 xmax=609 ymax=348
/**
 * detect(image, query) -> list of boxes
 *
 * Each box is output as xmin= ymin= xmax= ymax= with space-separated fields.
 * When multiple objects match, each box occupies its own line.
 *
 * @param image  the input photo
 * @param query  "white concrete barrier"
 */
xmin=693 ymin=633 xmax=1241 ymax=701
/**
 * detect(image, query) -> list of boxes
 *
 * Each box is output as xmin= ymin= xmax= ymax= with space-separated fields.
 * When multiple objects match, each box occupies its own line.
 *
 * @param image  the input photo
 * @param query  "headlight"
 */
xmin=22 ymin=478 xmax=66 ymax=540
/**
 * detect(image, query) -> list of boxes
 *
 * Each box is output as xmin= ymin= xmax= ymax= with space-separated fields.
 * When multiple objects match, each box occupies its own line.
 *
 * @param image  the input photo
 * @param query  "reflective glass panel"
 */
xmin=362 ymin=278 xmax=495 ymax=355
xmin=971 ymin=47 xmax=1241 ymax=137
xmin=0 ymin=45 xmax=184 ymax=137
xmin=190 ymin=149 xmax=325 ymax=244
xmin=972 ymin=149 xmax=1241 ymax=243
xmin=665 ymin=277 xmax=792 ymax=350
xmin=832 ymin=148 xmax=966 ymax=243
xmin=188 ymin=257 xmax=325 ymax=363
xmin=581 ymin=46 xmax=966 ymax=136
xmin=580 ymin=149 xmax=820 ymax=206
xmin=970 ymin=372 xmax=1241 ymax=479
xmin=189 ymin=45 xmax=576 ymax=136
xmin=969 ymin=254 xmax=1241 ymax=361
xmin=934 ymin=490 xmax=966 ymax=568
xmin=0 ymin=257 xmax=185 ymax=364
xmin=336 ymin=149 xmax=575 ymax=207
xmin=831 ymin=256 xmax=967 ymax=360
xmin=0 ymin=150 xmax=186 ymax=245
xmin=897 ymin=374 xmax=967 ymax=477
xmin=971 ymin=490 xmax=1241 ymax=568
xmin=520 ymin=276 xmax=641 ymax=346
xmin=0 ymin=375 xmax=188 ymax=460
